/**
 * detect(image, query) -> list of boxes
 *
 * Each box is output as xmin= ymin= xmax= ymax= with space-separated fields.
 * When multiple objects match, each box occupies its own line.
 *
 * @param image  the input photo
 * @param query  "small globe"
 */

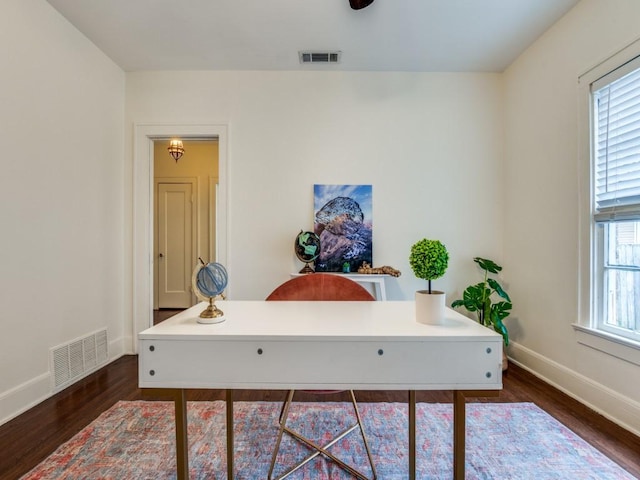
xmin=295 ymin=231 xmax=321 ymax=263
xmin=191 ymin=261 xmax=228 ymax=324
xmin=192 ymin=262 xmax=228 ymax=300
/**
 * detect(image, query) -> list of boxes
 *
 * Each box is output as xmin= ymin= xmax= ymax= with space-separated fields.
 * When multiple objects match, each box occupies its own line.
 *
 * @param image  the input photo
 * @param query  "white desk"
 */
xmin=139 ymin=301 xmax=502 ymax=479
xmin=291 ymin=273 xmax=389 ymax=300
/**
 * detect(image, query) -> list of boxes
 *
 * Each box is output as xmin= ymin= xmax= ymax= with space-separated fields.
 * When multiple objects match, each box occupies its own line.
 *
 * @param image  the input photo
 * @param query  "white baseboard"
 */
xmin=0 ymin=372 xmax=51 ymax=426
xmin=508 ymin=341 xmax=640 ymax=437
xmin=109 ymin=336 xmax=126 ymax=359
xmin=0 ymin=335 xmax=127 ymax=427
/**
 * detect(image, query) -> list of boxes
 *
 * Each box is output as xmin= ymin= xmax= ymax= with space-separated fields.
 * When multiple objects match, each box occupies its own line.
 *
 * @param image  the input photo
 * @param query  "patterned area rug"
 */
xmin=20 ymin=401 xmax=634 ymax=479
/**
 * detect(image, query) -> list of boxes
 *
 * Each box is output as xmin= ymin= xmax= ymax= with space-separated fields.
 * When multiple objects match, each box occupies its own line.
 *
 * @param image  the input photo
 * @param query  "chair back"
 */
xmin=266 ymin=273 xmax=374 ymax=301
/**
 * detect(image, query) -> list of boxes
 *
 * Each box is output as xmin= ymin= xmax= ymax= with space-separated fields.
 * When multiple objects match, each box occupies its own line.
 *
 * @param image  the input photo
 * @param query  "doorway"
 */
xmin=153 ymin=140 xmax=218 ymax=311
xmin=132 ymin=123 xmax=228 ymax=343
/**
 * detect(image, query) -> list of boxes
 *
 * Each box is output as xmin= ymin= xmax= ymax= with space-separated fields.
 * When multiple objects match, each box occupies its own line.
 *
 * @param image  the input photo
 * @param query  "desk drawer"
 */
xmin=139 ymin=338 xmax=502 ymax=389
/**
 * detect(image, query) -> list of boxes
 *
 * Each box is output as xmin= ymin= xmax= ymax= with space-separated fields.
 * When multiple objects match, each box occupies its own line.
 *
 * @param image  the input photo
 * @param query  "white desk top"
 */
xmin=140 ymin=300 xmax=501 ymax=343
xmin=139 ymin=301 xmax=502 ymax=390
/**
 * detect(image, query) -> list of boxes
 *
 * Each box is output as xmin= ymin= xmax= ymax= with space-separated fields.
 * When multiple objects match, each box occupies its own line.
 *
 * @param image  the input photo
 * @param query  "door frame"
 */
xmin=133 ymin=124 xmax=228 ymax=346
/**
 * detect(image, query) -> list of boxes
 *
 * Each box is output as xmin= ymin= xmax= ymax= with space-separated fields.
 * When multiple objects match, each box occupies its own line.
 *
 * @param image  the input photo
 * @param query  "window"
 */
xmin=591 ymin=57 xmax=640 ymax=343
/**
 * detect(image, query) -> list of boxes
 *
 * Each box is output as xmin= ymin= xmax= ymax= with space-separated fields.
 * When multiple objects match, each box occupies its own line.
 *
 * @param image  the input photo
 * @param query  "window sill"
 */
xmin=572 ymin=324 xmax=640 ymax=367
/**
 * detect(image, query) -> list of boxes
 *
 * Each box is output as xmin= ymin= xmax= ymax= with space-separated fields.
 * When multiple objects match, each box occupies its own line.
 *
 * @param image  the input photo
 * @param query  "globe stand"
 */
xmin=299 ymin=262 xmax=315 ymax=274
xmin=197 ymin=297 xmax=226 ymax=324
xmin=295 ymin=231 xmax=320 ymax=275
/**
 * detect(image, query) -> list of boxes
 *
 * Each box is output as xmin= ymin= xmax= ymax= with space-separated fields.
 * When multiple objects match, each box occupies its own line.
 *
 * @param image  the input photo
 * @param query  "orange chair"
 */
xmin=266 ymin=274 xmax=377 ymax=480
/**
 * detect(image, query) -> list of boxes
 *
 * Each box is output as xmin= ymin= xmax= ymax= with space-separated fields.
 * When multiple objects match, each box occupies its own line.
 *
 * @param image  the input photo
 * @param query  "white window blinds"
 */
xmin=592 ymin=56 xmax=640 ymax=222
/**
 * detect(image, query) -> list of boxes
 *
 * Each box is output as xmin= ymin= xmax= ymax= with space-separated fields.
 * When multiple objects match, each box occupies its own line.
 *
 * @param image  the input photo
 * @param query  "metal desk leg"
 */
xmin=409 ymin=390 xmax=416 ymax=480
xmin=452 ymin=390 xmax=499 ymax=480
xmin=174 ymin=389 xmax=189 ymax=480
xmin=453 ymin=391 xmax=465 ymax=480
xmin=227 ymin=389 xmax=234 ymax=480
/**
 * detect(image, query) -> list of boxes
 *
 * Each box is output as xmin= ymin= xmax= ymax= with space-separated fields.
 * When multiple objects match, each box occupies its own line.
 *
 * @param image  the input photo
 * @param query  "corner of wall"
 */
xmin=0 ymin=343 xmax=128 ymax=427
xmin=508 ymin=341 xmax=640 ymax=437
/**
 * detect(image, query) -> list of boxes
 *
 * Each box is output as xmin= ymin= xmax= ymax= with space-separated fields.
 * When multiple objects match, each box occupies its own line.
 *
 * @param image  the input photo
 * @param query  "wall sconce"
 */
xmin=168 ymin=139 xmax=185 ymax=162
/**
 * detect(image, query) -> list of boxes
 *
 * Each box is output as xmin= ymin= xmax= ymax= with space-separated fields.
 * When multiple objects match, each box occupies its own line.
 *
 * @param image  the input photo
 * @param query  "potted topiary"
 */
xmin=409 ymin=238 xmax=449 ymax=325
xmin=451 ymin=257 xmax=512 ymax=368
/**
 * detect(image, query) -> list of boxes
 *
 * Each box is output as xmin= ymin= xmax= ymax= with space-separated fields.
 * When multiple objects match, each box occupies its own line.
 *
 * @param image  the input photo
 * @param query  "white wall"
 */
xmin=504 ymin=0 xmax=640 ymax=434
xmin=126 ymin=71 xmax=504 ymax=307
xmin=0 ymin=0 xmax=125 ymax=423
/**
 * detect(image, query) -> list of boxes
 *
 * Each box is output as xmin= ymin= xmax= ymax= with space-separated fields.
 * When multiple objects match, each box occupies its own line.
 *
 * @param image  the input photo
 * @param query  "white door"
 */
xmin=157 ymin=183 xmax=194 ymax=308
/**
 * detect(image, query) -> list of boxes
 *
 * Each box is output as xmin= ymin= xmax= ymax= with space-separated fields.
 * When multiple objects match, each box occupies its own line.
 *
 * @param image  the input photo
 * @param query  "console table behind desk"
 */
xmin=291 ymin=273 xmax=389 ymax=301
xmin=139 ymin=300 xmax=502 ymax=480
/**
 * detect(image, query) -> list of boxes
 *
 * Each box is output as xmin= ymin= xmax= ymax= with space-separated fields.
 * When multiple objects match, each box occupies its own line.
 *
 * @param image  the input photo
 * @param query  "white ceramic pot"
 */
xmin=415 ymin=290 xmax=446 ymax=325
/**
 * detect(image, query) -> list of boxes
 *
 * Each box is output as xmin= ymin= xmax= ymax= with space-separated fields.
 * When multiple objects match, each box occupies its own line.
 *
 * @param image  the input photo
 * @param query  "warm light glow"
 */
xmin=168 ymin=139 xmax=185 ymax=162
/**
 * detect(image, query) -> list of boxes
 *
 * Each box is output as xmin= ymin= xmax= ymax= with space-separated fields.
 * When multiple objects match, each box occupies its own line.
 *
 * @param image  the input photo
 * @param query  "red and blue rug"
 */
xmin=20 ymin=401 xmax=634 ymax=479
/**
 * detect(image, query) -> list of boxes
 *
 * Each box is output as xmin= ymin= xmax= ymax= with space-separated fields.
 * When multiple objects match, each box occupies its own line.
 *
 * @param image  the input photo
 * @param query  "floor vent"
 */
xmin=299 ymin=51 xmax=341 ymax=64
xmin=51 ymin=329 xmax=108 ymax=391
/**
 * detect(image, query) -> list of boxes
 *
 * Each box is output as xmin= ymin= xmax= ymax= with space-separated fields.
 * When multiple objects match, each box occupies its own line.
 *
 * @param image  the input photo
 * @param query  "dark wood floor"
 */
xmin=1 ymin=355 xmax=639 ymax=479
xmin=154 ymin=308 xmax=185 ymax=324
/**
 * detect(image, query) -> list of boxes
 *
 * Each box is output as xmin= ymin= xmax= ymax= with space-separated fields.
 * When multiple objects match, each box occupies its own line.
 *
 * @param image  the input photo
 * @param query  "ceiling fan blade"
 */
xmin=349 ymin=0 xmax=375 ymax=10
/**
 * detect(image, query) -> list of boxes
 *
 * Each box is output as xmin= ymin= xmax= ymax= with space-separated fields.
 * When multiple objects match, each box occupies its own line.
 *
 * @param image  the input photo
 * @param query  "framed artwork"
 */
xmin=313 ymin=184 xmax=372 ymax=272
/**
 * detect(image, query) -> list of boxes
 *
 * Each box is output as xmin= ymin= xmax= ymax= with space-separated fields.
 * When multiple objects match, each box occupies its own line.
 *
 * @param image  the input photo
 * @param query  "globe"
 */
xmin=191 ymin=261 xmax=228 ymax=324
xmin=294 ymin=230 xmax=321 ymax=273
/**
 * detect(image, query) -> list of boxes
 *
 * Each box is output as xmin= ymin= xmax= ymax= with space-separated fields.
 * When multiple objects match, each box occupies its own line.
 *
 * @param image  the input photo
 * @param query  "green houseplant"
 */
xmin=409 ymin=238 xmax=449 ymax=293
xmin=409 ymin=239 xmax=449 ymax=325
xmin=451 ymin=257 xmax=512 ymax=346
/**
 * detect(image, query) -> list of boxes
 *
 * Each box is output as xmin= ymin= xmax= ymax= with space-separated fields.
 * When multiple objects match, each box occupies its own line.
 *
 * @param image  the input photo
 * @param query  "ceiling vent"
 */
xmin=299 ymin=51 xmax=341 ymax=64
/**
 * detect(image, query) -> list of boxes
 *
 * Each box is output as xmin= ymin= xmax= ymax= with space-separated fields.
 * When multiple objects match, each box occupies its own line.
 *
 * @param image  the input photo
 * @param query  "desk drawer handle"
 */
xmin=378 ymin=349 xmax=384 ymax=356
xmin=149 ymin=345 xmax=155 ymax=352
xmin=149 ymin=370 xmax=155 ymax=376
xmin=257 ymin=348 xmax=263 ymax=355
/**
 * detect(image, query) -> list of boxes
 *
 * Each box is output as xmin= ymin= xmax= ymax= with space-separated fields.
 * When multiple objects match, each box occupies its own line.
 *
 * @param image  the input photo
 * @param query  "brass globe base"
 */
xmin=197 ymin=298 xmax=225 ymax=324
xmin=299 ymin=263 xmax=315 ymax=274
